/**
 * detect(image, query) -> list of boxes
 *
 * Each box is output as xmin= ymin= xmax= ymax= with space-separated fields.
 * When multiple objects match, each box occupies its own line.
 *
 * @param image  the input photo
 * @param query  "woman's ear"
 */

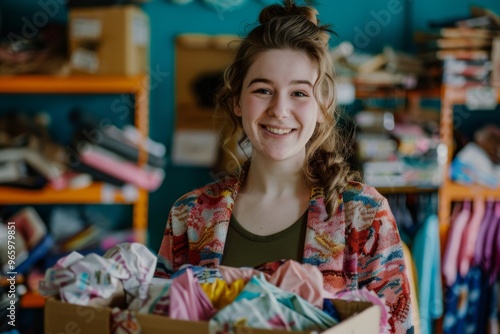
xmin=233 ymin=97 xmax=242 ymax=116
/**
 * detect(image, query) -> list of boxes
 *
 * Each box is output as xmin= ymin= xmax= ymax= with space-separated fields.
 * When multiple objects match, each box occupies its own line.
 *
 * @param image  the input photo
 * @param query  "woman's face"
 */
xmin=235 ymin=49 xmax=321 ymax=164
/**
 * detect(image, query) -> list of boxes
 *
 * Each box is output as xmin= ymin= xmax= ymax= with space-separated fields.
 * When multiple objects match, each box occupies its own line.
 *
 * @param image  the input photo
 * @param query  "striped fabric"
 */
xmin=155 ymin=164 xmax=414 ymax=333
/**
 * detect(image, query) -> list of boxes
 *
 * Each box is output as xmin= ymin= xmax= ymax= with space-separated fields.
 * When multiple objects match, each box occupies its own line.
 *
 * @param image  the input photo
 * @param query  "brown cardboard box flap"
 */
xmin=44 ymin=297 xmax=111 ymax=333
xmin=45 ymin=297 xmax=381 ymax=334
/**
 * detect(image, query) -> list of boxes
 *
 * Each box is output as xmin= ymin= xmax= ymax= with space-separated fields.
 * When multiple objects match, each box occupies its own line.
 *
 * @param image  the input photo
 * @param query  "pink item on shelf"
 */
xmin=168 ymin=268 xmax=217 ymax=321
xmin=79 ymin=144 xmax=164 ymax=191
xmin=101 ymin=230 xmax=137 ymax=251
xmin=8 ymin=206 xmax=47 ymax=249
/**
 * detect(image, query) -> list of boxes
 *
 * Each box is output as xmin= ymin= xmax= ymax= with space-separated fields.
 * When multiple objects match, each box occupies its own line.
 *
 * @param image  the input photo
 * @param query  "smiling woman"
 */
xmin=154 ymin=1 xmax=414 ymax=333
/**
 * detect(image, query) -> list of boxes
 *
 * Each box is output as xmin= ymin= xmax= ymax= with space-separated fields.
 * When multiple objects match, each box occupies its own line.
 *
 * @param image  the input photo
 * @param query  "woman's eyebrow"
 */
xmin=247 ymin=78 xmax=313 ymax=87
xmin=290 ymin=80 xmax=313 ymax=87
xmin=247 ymin=78 xmax=272 ymax=87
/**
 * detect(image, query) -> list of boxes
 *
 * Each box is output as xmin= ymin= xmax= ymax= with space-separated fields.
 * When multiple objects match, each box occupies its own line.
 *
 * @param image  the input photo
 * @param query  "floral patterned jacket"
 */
xmin=155 ymin=165 xmax=414 ymax=333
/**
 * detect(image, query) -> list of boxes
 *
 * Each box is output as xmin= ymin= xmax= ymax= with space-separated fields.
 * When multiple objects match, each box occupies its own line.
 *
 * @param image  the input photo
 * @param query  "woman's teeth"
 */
xmin=266 ymin=126 xmax=292 ymax=135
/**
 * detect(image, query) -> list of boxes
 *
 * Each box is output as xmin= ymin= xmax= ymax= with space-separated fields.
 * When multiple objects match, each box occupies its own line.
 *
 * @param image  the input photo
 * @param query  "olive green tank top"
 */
xmin=220 ymin=210 xmax=308 ymax=268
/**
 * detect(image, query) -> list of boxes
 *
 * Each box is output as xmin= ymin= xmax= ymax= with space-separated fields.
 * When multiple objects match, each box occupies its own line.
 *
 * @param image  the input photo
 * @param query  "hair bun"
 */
xmin=259 ymin=0 xmax=319 ymax=26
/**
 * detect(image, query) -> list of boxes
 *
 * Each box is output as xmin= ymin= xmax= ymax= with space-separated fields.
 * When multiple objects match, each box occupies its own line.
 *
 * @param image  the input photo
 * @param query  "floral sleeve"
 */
xmin=154 ymin=197 xmax=192 ymax=278
xmin=357 ymin=197 xmax=414 ymax=334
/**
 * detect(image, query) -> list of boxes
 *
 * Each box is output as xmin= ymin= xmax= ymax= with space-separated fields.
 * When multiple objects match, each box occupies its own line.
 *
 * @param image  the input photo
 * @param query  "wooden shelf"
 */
xmin=0 ymin=75 xmax=146 ymax=94
xmin=440 ymin=181 xmax=500 ymax=200
xmin=0 ymin=74 xmax=150 ymax=244
xmin=20 ymin=292 xmax=46 ymax=309
xmin=439 ymin=85 xmax=500 ymax=228
xmin=0 ymin=182 xmax=139 ymax=204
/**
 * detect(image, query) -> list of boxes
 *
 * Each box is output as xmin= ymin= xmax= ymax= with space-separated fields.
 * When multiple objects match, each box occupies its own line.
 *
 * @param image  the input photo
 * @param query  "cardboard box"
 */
xmin=68 ymin=5 xmax=149 ymax=76
xmin=44 ymin=298 xmax=381 ymax=334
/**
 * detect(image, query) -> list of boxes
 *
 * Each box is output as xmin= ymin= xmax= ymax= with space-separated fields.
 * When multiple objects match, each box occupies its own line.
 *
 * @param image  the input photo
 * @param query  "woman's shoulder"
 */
xmin=338 ymin=181 xmax=392 ymax=231
xmin=342 ymin=180 xmax=387 ymax=206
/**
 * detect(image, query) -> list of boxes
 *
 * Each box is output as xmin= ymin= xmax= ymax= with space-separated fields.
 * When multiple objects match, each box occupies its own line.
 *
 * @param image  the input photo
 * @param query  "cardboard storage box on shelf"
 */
xmin=68 ymin=5 xmax=149 ymax=76
xmin=44 ymin=297 xmax=381 ymax=334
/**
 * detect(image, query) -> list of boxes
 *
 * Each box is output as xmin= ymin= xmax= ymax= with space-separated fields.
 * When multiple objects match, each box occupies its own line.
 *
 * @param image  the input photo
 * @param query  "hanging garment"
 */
xmin=493 ymin=215 xmax=500 ymax=283
xmin=473 ymin=201 xmax=495 ymax=266
xmin=402 ymin=242 xmax=421 ymax=334
xmin=443 ymin=201 xmax=472 ymax=287
xmin=441 ymin=202 xmax=463 ymax=257
xmin=464 ymin=266 xmax=483 ymax=334
xmin=477 ymin=269 xmax=492 ymax=334
xmin=487 ymin=281 xmax=499 ymax=334
xmin=480 ymin=202 xmax=500 ymax=281
xmin=458 ymin=198 xmax=486 ymax=277
xmin=412 ymin=214 xmax=443 ymax=334
xmin=442 ymin=275 xmax=468 ymax=334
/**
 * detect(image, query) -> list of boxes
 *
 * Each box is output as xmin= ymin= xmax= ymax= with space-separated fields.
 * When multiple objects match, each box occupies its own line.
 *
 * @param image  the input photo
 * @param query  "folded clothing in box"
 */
xmin=42 ymin=243 xmax=383 ymax=334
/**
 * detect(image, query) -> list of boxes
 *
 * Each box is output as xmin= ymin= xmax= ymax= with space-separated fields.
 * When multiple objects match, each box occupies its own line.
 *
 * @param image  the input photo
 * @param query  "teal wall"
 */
xmin=1 ymin=0 xmax=499 ymax=252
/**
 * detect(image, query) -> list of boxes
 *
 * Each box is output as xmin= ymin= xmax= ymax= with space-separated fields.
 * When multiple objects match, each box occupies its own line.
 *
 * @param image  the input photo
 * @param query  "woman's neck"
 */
xmin=242 ymin=154 xmax=309 ymax=198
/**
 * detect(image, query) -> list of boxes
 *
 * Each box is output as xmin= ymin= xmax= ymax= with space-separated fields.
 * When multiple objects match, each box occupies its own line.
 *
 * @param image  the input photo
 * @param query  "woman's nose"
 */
xmin=267 ymin=94 xmax=290 ymax=119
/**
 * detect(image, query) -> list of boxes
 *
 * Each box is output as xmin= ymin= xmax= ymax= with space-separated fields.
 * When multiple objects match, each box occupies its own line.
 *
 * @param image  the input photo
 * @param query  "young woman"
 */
xmin=155 ymin=1 xmax=413 ymax=332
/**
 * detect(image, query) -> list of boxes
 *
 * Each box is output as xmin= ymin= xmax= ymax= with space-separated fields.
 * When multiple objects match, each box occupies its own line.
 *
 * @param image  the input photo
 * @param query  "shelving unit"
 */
xmin=438 ymin=85 xmax=500 ymax=229
xmin=0 ymin=75 xmax=150 ymax=244
xmin=352 ymin=86 xmax=441 ymax=194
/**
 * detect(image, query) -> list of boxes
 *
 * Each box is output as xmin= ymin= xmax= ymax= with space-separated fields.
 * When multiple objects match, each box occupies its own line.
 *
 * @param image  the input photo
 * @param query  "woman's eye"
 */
xmin=254 ymin=88 xmax=271 ymax=95
xmin=293 ymin=91 xmax=307 ymax=97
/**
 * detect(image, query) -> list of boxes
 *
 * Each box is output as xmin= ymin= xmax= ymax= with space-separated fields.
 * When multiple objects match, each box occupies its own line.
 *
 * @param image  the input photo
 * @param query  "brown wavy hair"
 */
xmin=215 ymin=0 xmax=360 ymax=218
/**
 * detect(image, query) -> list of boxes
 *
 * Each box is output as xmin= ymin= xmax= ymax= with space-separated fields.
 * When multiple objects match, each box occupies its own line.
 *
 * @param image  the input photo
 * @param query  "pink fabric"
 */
xmin=494 ymin=226 xmax=500 ymax=286
xmin=219 ymin=266 xmax=270 ymax=284
xmin=266 ymin=260 xmax=324 ymax=309
xmin=458 ymin=198 xmax=486 ymax=277
xmin=80 ymin=147 xmax=163 ymax=191
xmin=219 ymin=260 xmax=326 ymax=309
xmin=482 ymin=202 xmax=500 ymax=282
xmin=168 ymin=268 xmax=217 ymax=321
xmin=442 ymin=201 xmax=471 ymax=286
xmin=474 ymin=201 xmax=495 ymax=265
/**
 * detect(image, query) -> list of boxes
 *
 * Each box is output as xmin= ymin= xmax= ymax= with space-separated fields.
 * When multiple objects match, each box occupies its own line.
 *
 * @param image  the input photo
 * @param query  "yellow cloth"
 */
xmin=402 ymin=242 xmax=421 ymax=334
xmin=200 ymin=278 xmax=245 ymax=309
